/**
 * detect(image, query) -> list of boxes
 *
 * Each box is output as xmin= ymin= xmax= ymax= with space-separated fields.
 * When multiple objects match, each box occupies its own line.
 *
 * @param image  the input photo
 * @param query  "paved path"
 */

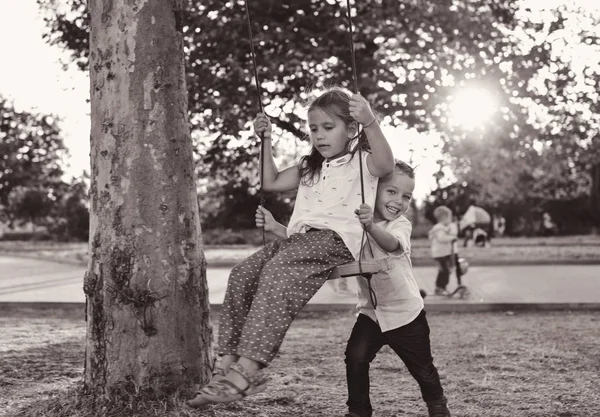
xmin=1 ymin=256 xmax=599 ymax=306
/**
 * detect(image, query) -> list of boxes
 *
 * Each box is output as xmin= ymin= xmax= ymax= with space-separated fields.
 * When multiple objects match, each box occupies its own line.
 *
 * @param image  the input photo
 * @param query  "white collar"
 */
xmin=325 ymin=153 xmax=352 ymax=167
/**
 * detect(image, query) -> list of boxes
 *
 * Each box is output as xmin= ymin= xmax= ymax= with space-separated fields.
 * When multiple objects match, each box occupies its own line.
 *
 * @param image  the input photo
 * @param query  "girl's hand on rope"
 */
xmin=255 ymin=205 xmax=276 ymax=232
xmin=349 ymin=94 xmax=376 ymax=127
xmin=253 ymin=113 xmax=272 ymax=141
xmin=354 ymin=203 xmax=374 ymax=231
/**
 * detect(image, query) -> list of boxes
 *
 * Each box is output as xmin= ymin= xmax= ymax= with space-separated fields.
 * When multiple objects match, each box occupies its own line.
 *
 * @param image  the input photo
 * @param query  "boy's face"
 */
xmin=373 ymin=172 xmax=415 ymax=222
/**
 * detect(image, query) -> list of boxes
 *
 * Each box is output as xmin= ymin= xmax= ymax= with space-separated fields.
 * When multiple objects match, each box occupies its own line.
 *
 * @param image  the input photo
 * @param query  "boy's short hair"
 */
xmin=392 ymin=159 xmax=415 ymax=179
xmin=433 ymin=205 xmax=452 ymax=221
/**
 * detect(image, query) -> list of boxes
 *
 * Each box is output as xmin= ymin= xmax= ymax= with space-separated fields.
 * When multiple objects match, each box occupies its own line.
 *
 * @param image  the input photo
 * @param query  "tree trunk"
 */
xmin=85 ymin=0 xmax=212 ymax=399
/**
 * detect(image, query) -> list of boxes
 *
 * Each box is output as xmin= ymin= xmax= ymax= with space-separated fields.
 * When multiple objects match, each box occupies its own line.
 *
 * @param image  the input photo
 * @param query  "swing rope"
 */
xmin=345 ymin=0 xmax=366 ymax=203
xmin=244 ymin=1 xmax=266 ymax=245
xmin=345 ymin=0 xmax=360 ymax=100
xmin=345 ymin=0 xmax=377 ymax=307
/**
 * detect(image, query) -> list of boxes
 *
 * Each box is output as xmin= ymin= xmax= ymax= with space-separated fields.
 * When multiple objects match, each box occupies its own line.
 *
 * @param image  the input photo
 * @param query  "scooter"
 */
xmin=422 ymin=241 xmax=469 ymax=300
xmin=446 ymin=241 xmax=469 ymax=299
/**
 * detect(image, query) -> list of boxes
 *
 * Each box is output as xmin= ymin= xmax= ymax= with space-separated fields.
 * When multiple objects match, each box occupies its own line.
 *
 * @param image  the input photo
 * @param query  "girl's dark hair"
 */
xmin=298 ymin=87 xmax=371 ymax=186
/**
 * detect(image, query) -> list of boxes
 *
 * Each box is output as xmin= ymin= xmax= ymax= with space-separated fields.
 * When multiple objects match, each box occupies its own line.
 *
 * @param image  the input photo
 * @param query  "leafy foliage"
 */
xmin=36 ymin=0 xmax=600 ymax=233
xmin=0 ymin=98 xmax=67 ymax=213
xmin=430 ymin=2 xmax=600 ymax=233
xmin=48 ymin=176 xmax=90 ymax=241
xmin=38 ymin=0 xmax=526 ymax=137
xmin=6 ymin=186 xmax=55 ymax=227
xmin=0 ymin=98 xmax=90 ymax=239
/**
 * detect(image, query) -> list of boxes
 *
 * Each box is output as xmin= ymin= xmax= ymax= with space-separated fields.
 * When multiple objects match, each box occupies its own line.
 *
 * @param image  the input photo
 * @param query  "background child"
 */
xmin=188 ymin=87 xmax=395 ymax=407
xmin=348 ymin=161 xmax=451 ymax=417
xmin=428 ymin=206 xmax=458 ymax=295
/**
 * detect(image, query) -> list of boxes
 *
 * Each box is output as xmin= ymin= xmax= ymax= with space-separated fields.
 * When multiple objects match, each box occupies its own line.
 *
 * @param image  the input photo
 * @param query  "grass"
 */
xmin=3 ymin=235 xmax=600 ymax=267
xmin=2 ymin=306 xmax=599 ymax=417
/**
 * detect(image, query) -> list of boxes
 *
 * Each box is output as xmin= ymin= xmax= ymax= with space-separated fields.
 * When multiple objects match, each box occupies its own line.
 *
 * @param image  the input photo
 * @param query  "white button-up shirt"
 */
xmin=287 ymin=151 xmax=377 ymax=260
xmin=356 ymin=216 xmax=424 ymax=332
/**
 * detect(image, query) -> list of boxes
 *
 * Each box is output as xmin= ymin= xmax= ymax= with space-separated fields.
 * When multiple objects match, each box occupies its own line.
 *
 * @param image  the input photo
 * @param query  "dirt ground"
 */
xmin=1 ymin=306 xmax=599 ymax=417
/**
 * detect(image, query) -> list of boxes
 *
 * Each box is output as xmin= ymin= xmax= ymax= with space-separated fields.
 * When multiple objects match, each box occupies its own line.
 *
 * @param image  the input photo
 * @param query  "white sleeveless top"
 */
xmin=287 ymin=151 xmax=377 ymax=260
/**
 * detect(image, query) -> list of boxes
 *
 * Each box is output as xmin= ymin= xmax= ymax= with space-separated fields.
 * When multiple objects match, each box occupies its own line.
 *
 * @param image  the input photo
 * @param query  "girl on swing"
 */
xmin=188 ymin=86 xmax=395 ymax=406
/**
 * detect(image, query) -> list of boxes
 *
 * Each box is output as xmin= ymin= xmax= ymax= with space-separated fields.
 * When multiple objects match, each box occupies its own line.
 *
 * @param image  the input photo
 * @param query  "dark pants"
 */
xmin=345 ymin=311 xmax=445 ymax=417
xmin=435 ymin=255 xmax=452 ymax=289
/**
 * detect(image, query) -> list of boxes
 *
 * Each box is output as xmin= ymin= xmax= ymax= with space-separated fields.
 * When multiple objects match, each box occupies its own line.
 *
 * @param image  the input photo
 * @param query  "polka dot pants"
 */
xmin=217 ymin=229 xmax=354 ymax=366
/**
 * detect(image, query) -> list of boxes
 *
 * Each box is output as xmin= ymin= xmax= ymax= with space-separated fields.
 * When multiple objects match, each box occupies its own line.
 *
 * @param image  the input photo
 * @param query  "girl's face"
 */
xmin=307 ymin=108 xmax=354 ymax=160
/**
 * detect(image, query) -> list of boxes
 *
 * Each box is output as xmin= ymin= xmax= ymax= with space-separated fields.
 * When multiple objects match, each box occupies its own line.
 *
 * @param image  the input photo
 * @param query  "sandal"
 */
xmin=209 ymin=363 xmax=268 ymax=394
xmin=187 ymin=362 xmax=268 ymax=407
xmin=211 ymin=363 xmax=227 ymax=382
xmin=186 ymin=364 xmax=227 ymax=408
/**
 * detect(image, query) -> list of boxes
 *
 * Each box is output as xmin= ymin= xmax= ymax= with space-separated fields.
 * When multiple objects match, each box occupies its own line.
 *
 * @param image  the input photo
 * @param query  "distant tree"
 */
xmin=48 ymin=175 xmax=90 ymax=241
xmin=0 ymin=98 xmax=67 ymax=211
xmin=6 ymin=186 xmax=55 ymax=232
xmin=437 ymin=3 xmax=600 ymax=234
xmin=200 ymin=177 xmax=294 ymax=230
xmin=423 ymin=182 xmax=479 ymax=222
xmin=509 ymin=4 xmax=600 ymax=233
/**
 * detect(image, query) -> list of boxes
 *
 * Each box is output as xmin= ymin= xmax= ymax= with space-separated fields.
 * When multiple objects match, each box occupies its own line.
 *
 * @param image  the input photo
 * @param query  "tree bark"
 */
xmin=85 ymin=0 xmax=212 ymax=398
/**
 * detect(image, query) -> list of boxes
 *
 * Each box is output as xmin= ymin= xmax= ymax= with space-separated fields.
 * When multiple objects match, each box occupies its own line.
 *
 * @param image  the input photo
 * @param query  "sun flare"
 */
xmin=447 ymin=87 xmax=498 ymax=130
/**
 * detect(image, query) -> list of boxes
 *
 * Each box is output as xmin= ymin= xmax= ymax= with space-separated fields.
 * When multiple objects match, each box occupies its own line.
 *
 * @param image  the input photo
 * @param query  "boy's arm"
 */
xmin=356 ymin=204 xmax=410 ymax=253
xmin=365 ymin=222 xmax=401 ymax=253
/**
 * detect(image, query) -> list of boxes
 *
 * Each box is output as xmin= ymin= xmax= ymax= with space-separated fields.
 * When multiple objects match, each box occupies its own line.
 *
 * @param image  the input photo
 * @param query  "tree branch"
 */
xmin=272 ymin=116 xmax=308 ymax=141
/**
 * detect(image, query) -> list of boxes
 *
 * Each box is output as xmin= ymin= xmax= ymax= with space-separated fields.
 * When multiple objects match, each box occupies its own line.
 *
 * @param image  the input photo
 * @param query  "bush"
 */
xmin=0 ymin=231 xmax=53 ymax=241
xmin=411 ymin=222 xmax=432 ymax=239
xmin=202 ymin=228 xmax=264 ymax=245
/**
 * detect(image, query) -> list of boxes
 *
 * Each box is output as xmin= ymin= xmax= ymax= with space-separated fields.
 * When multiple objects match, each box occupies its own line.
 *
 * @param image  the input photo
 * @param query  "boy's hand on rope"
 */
xmin=354 ymin=203 xmax=374 ymax=231
xmin=253 ymin=113 xmax=272 ymax=140
xmin=349 ymin=94 xmax=376 ymax=127
xmin=255 ymin=205 xmax=276 ymax=232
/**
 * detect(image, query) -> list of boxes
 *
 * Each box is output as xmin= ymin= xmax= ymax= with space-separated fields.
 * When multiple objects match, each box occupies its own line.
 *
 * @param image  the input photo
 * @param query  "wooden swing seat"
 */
xmin=328 ymin=257 xmax=394 ymax=280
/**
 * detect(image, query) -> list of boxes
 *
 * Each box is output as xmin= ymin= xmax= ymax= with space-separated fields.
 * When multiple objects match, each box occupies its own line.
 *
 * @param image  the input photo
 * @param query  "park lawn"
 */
xmin=1 ymin=306 xmax=599 ymax=417
xmin=1 ymin=235 xmax=600 ymax=266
